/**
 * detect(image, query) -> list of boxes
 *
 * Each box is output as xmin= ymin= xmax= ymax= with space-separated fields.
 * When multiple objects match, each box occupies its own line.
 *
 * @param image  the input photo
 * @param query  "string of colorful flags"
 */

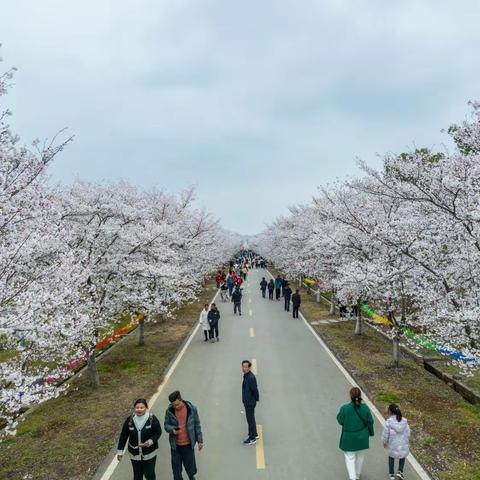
xmin=302 ymin=277 xmax=475 ymax=364
xmin=360 ymin=304 xmax=476 ymax=364
xmin=45 ymin=312 xmax=144 ymax=384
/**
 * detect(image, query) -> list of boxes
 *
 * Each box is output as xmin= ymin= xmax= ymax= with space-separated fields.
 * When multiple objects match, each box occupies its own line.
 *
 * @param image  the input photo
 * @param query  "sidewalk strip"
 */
xmin=256 ymin=424 xmax=265 ymax=469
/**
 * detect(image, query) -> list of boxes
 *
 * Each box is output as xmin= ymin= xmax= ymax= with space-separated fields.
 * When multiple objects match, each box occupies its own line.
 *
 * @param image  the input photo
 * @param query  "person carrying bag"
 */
xmin=336 ymin=387 xmax=374 ymax=480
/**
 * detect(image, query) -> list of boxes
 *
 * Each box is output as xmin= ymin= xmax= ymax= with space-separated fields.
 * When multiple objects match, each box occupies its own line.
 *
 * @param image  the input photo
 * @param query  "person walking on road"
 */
xmin=267 ymin=279 xmax=275 ymax=300
xmin=117 ymin=398 xmax=162 ymax=480
xmin=274 ymin=275 xmax=282 ymax=300
xmin=199 ymin=304 xmax=210 ymax=342
xmin=241 ymin=265 xmax=248 ymax=280
xmin=281 ymin=277 xmax=288 ymax=297
xmin=292 ymin=289 xmax=301 ymax=318
xmin=260 ymin=277 xmax=268 ymax=298
xmin=382 ymin=404 xmax=410 ymax=480
xmin=336 ymin=387 xmax=374 ymax=480
xmin=215 ymin=272 xmax=222 ymax=289
xmin=220 ymin=281 xmax=229 ymax=302
xmin=242 ymin=360 xmax=259 ymax=445
xmin=231 ymin=286 xmax=243 ymax=316
xmin=284 ymin=283 xmax=292 ymax=311
xmin=227 ymin=275 xmax=235 ymax=296
xmin=164 ymin=391 xmax=204 ymax=480
xmin=207 ymin=303 xmax=220 ymax=342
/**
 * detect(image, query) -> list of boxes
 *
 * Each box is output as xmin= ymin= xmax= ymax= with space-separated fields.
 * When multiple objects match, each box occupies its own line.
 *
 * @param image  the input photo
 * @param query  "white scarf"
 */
xmin=133 ymin=411 xmax=150 ymax=431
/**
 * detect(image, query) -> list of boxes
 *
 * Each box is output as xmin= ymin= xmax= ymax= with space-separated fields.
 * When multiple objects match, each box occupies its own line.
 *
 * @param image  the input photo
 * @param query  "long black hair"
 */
xmin=388 ymin=403 xmax=403 ymax=422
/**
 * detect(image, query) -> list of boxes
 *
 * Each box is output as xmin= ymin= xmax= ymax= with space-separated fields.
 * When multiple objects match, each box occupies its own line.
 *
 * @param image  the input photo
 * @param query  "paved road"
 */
xmin=94 ymin=268 xmax=423 ymax=480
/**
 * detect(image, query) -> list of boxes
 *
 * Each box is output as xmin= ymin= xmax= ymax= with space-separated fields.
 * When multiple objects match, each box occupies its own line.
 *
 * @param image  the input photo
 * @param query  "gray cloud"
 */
xmin=1 ymin=0 xmax=479 ymax=233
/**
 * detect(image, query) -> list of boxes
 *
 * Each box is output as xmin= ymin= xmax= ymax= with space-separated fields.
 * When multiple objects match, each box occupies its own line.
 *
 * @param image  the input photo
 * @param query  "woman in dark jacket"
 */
xmin=117 ymin=398 xmax=162 ymax=480
xmin=267 ymin=279 xmax=275 ymax=300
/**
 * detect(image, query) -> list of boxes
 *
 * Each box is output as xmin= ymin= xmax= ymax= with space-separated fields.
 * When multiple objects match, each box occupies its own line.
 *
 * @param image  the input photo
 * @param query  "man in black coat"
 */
xmin=283 ymin=283 xmax=292 ymax=312
xmin=231 ymin=287 xmax=243 ymax=315
xmin=267 ymin=279 xmax=275 ymax=300
xmin=291 ymin=289 xmax=301 ymax=318
xmin=281 ymin=277 xmax=288 ymax=297
xmin=259 ymin=277 xmax=268 ymax=298
xmin=242 ymin=360 xmax=259 ymax=445
xmin=207 ymin=303 xmax=220 ymax=342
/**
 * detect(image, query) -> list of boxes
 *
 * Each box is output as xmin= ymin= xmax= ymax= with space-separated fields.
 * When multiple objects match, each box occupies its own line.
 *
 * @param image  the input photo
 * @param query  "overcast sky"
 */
xmin=1 ymin=1 xmax=479 ymax=234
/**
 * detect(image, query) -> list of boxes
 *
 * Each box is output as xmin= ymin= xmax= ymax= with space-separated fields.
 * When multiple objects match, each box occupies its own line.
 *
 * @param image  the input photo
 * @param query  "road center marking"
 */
xmin=250 ymin=327 xmax=255 ymax=337
xmin=256 ymin=424 xmax=265 ymax=469
xmin=249 ymin=309 xmax=253 ymax=317
xmin=252 ymin=358 xmax=257 ymax=374
xmin=249 ymin=298 xmax=252 ymax=304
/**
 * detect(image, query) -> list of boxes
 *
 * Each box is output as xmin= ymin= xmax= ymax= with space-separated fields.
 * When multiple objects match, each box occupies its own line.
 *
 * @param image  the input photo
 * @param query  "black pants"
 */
xmin=275 ymin=288 xmax=281 ymax=300
xmin=284 ymin=297 xmax=290 ymax=311
xmin=203 ymin=330 xmax=208 ymax=341
xmin=292 ymin=305 xmax=299 ymax=318
xmin=245 ymin=405 xmax=257 ymax=440
xmin=171 ymin=446 xmax=197 ymax=480
xmin=389 ymin=457 xmax=405 ymax=475
xmin=209 ymin=325 xmax=218 ymax=339
xmin=261 ymin=289 xmax=266 ymax=298
xmin=131 ymin=457 xmax=156 ymax=480
xmin=268 ymin=290 xmax=274 ymax=299
xmin=234 ymin=302 xmax=242 ymax=315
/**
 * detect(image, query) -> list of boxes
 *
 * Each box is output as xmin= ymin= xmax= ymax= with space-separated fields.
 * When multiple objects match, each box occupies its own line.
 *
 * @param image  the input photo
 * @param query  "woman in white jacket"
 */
xmin=382 ymin=404 xmax=410 ymax=480
xmin=199 ymin=304 xmax=210 ymax=342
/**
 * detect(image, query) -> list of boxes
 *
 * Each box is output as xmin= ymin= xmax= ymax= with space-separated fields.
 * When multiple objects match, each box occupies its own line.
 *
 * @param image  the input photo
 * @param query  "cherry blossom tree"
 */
xmin=254 ymin=101 xmax=480 ymax=370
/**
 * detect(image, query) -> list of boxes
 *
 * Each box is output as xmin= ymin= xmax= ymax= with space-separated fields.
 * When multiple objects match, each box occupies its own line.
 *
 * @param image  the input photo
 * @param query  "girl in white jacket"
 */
xmin=199 ymin=304 xmax=210 ymax=342
xmin=382 ymin=404 xmax=410 ymax=480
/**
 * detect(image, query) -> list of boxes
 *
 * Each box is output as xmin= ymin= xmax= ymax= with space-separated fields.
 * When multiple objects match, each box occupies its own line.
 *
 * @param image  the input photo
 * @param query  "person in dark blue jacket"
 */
xmin=231 ymin=287 xmax=243 ymax=315
xmin=242 ymin=360 xmax=260 ymax=445
xmin=207 ymin=303 xmax=220 ymax=342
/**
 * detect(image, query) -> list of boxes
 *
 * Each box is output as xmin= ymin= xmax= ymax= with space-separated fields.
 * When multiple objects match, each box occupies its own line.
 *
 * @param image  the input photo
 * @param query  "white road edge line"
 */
xmin=265 ymin=269 xmax=430 ymax=480
xmin=99 ymin=287 xmax=221 ymax=480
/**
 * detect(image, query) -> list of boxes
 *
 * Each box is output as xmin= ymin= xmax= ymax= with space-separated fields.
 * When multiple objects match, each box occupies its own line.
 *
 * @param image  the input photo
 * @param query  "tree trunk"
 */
xmin=87 ymin=351 xmax=99 ymax=388
xmin=330 ymin=293 xmax=336 ymax=315
xmin=354 ymin=303 xmax=363 ymax=335
xmin=299 ymin=275 xmax=302 ymax=288
xmin=138 ymin=317 xmax=145 ymax=346
xmin=393 ymin=331 xmax=401 ymax=368
xmin=316 ymin=288 xmax=321 ymax=303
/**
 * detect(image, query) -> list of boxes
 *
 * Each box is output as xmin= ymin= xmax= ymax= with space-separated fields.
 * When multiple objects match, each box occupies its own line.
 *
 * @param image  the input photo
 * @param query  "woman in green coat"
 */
xmin=336 ymin=387 xmax=374 ymax=480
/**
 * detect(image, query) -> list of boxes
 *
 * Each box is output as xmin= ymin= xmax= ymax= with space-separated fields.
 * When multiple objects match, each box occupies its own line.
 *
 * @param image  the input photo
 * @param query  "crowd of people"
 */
xmin=116 ymin=250 xmax=412 ymax=480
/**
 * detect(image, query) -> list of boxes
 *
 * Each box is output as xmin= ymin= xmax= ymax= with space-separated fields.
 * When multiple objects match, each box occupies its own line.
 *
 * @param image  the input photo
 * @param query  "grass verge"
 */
xmin=0 ymin=279 xmax=217 ymax=480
